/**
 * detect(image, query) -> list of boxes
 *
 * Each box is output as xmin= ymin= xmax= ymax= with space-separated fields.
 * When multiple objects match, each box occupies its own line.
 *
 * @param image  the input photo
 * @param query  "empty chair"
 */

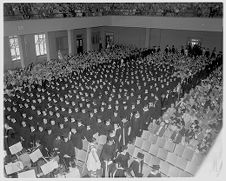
xmin=18 ymin=153 xmax=31 ymax=169
xmin=148 ymin=134 xmax=158 ymax=144
xmin=157 ymin=148 xmax=168 ymax=161
xmin=141 ymin=140 xmax=152 ymax=152
xmin=164 ymin=140 xmax=176 ymax=152
xmin=141 ymin=130 xmax=151 ymax=140
xmin=149 ymin=144 xmax=159 ymax=156
xmin=142 ymin=163 xmax=151 ymax=177
xmin=175 ymin=157 xmax=188 ymax=170
xmin=166 ymin=152 xmax=178 ymax=166
xmin=82 ymin=139 xmax=89 ymax=151
xmin=143 ymin=152 xmax=152 ymax=164
xmin=160 ymin=160 xmax=170 ymax=176
xmin=167 ymin=166 xmax=181 ymax=177
xmin=185 ymin=160 xmax=200 ymax=175
xmin=134 ymin=137 xmax=143 ymax=148
xmin=149 ymin=156 xmax=161 ymax=166
xmin=182 ymin=147 xmax=195 ymax=161
xmin=189 ymin=152 xmax=204 ymax=170
xmin=77 ymin=149 xmax=87 ymax=163
xmin=127 ymin=144 xmax=135 ymax=156
xmin=174 ymin=144 xmax=185 ymax=157
xmin=156 ymin=137 xmax=166 ymax=148
xmin=178 ymin=170 xmax=193 ymax=177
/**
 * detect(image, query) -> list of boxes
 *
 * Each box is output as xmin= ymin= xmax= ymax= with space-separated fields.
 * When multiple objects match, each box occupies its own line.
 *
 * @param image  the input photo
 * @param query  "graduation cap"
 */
xmin=152 ymin=165 xmax=160 ymax=170
xmin=137 ymin=152 xmax=144 ymax=159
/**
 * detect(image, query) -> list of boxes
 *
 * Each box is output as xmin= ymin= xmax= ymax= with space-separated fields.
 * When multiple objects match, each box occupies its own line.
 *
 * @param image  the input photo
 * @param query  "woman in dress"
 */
xmin=86 ymin=138 xmax=101 ymax=177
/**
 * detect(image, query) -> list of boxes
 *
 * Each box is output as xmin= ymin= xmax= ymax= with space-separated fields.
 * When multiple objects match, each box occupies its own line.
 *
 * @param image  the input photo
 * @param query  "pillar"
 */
xmin=67 ymin=29 xmax=74 ymax=56
xmin=86 ymin=28 xmax=91 ymax=52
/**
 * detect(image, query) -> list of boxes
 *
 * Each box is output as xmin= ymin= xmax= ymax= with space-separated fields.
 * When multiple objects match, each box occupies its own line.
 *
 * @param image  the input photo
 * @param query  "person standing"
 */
xmin=86 ymin=138 xmax=101 ymax=177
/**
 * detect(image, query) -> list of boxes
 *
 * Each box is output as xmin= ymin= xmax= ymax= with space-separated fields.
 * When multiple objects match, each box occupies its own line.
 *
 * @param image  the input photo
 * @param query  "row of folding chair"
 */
xmin=133 ymin=133 xmax=205 ymax=176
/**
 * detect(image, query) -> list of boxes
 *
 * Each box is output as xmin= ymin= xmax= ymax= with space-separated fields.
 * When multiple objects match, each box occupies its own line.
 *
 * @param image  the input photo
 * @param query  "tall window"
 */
xmin=9 ymin=36 xmax=21 ymax=61
xmin=35 ymin=34 xmax=47 ymax=56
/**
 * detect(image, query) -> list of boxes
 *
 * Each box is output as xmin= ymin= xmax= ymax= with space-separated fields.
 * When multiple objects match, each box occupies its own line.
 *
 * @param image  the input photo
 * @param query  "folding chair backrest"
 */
xmin=149 ymin=144 xmax=159 ymax=156
xmin=174 ymin=144 xmax=185 ymax=157
xmin=185 ymin=160 xmax=199 ymax=175
xmin=182 ymin=147 xmax=195 ymax=161
xmin=141 ymin=140 xmax=152 ymax=152
xmin=160 ymin=160 xmax=170 ymax=176
xmin=141 ymin=130 xmax=151 ymax=140
xmin=143 ymin=152 xmax=152 ymax=164
xmin=157 ymin=148 xmax=168 ymax=161
xmin=175 ymin=157 xmax=188 ymax=170
xmin=142 ymin=163 xmax=151 ymax=177
xmin=127 ymin=144 xmax=135 ymax=156
xmin=178 ymin=170 xmax=193 ymax=177
xmin=164 ymin=139 xmax=176 ymax=153
xmin=156 ymin=137 xmax=166 ymax=148
xmin=148 ymin=134 xmax=158 ymax=144
xmin=18 ymin=152 xmax=31 ymax=168
xmin=77 ymin=150 xmax=87 ymax=162
xmin=166 ymin=152 xmax=178 ymax=166
xmin=134 ymin=137 xmax=143 ymax=148
xmin=148 ymin=156 xmax=160 ymax=166
xmin=167 ymin=165 xmax=181 ymax=177
xmin=82 ymin=139 xmax=89 ymax=151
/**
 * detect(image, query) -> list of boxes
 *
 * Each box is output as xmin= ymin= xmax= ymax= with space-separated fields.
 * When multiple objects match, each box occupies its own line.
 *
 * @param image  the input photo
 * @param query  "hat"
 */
xmin=137 ymin=152 xmax=144 ymax=159
xmin=152 ymin=165 xmax=160 ymax=170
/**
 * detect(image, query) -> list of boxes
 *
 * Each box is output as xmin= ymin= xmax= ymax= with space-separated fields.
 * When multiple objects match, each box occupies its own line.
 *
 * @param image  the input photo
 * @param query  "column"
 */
xmin=18 ymin=35 xmax=25 ymax=68
xmin=45 ymin=32 xmax=51 ymax=62
xmin=145 ymin=28 xmax=150 ymax=49
xmin=67 ymin=29 xmax=74 ymax=56
xmin=86 ymin=28 xmax=91 ymax=52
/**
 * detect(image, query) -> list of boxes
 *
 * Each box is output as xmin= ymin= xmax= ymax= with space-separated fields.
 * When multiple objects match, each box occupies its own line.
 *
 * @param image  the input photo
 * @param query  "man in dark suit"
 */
xmin=128 ymin=152 xmax=144 ymax=177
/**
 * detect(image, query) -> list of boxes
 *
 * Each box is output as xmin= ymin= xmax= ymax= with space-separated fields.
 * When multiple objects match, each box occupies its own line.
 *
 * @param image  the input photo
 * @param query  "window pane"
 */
xmin=36 ymin=44 xmax=40 ymax=56
xmin=35 ymin=35 xmax=38 ymax=43
xmin=40 ymin=45 xmax=44 ymax=55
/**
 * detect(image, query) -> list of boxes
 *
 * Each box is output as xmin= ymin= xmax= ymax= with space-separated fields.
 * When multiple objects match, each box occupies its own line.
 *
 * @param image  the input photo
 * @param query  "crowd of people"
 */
xmin=4 ymin=43 xmax=222 ymax=177
xmin=4 ymin=3 xmax=223 ymax=20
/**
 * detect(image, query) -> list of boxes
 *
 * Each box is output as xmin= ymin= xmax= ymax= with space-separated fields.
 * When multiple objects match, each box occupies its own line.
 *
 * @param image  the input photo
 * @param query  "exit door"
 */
xmin=77 ymin=39 xmax=83 ymax=54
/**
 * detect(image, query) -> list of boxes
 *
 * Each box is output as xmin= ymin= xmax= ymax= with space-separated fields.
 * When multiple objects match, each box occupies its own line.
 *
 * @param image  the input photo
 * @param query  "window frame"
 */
xmin=9 ymin=35 xmax=21 ymax=61
xmin=34 ymin=33 xmax=47 ymax=56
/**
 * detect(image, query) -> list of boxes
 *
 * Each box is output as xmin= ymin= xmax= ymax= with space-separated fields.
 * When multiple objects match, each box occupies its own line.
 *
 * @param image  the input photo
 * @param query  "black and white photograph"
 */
xmin=2 ymin=0 xmax=223 ymax=178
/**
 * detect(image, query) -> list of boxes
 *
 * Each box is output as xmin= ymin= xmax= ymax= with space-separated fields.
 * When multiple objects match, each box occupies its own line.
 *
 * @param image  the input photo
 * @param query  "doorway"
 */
xmin=76 ymin=38 xmax=83 ymax=54
xmin=105 ymin=33 xmax=114 ymax=48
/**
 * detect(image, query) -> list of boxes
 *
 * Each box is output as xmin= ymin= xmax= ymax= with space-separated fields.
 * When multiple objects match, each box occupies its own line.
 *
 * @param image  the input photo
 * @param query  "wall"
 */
xmin=4 ymin=16 xmax=223 ymax=70
xmin=100 ymin=26 xmax=146 ymax=48
xmin=110 ymin=16 xmax=222 ymax=32
xmin=4 ymin=16 xmax=222 ymax=37
xmin=149 ymin=29 xmax=223 ymax=51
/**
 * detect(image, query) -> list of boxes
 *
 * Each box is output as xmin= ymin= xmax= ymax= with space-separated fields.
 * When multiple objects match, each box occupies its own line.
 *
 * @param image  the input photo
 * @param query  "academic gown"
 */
xmin=70 ymin=132 xmax=83 ymax=150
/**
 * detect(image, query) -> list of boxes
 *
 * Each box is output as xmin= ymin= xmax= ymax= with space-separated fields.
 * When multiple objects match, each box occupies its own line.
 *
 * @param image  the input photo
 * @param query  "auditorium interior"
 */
xmin=3 ymin=2 xmax=223 ymax=178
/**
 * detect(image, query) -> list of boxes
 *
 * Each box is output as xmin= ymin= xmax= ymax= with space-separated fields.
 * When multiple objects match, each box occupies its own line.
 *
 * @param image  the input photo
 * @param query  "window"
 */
xmin=9 ymin=36 xmax=21 ymax=61
xmin=189 ymin=39 xmax=201 ymax=48
xmin=35 ymin=34 xmax=47 ymax=56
